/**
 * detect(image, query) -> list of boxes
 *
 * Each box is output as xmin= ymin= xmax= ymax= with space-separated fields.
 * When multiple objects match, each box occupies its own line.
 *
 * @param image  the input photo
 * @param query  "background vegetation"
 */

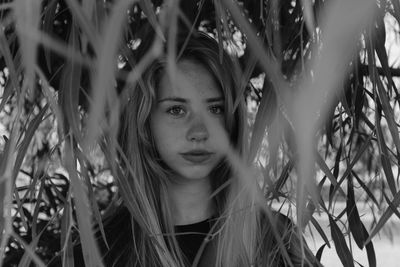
xmin=0 ymin=0 xmax=399 ymax=266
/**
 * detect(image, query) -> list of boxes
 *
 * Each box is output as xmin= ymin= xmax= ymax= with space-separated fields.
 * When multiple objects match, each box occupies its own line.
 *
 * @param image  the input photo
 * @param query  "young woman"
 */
xmin=57 ymin=31 xmax=319 ymax=266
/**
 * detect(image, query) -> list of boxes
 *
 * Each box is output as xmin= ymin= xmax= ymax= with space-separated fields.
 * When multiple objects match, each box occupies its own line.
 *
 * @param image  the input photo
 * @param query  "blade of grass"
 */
xmin=300 ymin=0 xmax=316 ymax=36
xmin=14 ymin=0 xmax=41 ymax=100
xmin=12 ymin=184 xmax=29 ymax=233
xmin=220 ymin=0 xmax=292 ymax=121
xmin=12 ymin=105 xmax=49 ymax=181
xmin=375 ymin=70 xmax=400 ymax=165
xmin=383 ymin=191 xmax=400 ymax=220
xmin=36 ymin=66 xmax=65 ymax=135
xmin=61 ymin=194 xmax=74 ymax=267
xmin=42 ymin=0 xmax=58 ymax=73
xmin=139 ymin=0 xmax=164 ymax=39
xmin=352 ymin=171 xmax=379 ymax=206
xmin=11 ymin=231 xmax=46 ymax=267
xmin=373 ymin=12 xmax=398 ymax=96
xmin=346 ymin=173 xmax=366 ymax=249
xmin=311 ymin=216 xmax=331 ymax=248
xmin=76 ymin=150 xmax=109 ymax=249
xmin=365 ymin=189 xmax=400 ymax=244
xmin=375 ymin=107 xmax=397 ymax=197
xmin=23 ymin=27 xmax=92 ymax=67
xmin=64 ymin=138 xmax=104 ymax=267
xmin=316 ymin=243 xmax=327 ymax=262
xmin=64 ymin=0 xmax=99 ymax=50
xmin=331 ymin=132 xmax=374 ymax=199
xmin=315 ymin=153 xmax=345 ymax=195
xmin=362 ymin=223 xmax=376 ymax=267
xmin=233 ymin=52 xmax=258 ymax=111
xmin=329 ymin=144 xmax=342 ymax=207
xmin=249 ymin=80 xmax=277 ymax=162
xmin=329 ymin=214 xmax=355 ymax=267
xmin=31 ymin=177 xmax=45 ymax=241
xmin=85 ymin=0 xmax=137 ymax=150
xmin=58 ymin=22 xmax=82 ymax=139
xmin=0 ymin=28 xmax=19 ymax=103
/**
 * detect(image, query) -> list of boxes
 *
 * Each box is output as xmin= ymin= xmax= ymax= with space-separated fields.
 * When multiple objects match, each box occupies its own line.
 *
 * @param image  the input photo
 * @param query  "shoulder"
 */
xmin=48 ymin=205 xmax=134 ymax=266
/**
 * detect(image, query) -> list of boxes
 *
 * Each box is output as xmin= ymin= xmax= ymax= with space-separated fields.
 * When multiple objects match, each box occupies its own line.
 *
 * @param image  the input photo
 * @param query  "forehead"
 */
xmin=156 ymin=59 xmax=222 ymax=99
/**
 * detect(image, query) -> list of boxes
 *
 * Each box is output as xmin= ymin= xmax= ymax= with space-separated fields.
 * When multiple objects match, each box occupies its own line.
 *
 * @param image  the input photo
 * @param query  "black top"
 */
xmin=175 ymin=218 xmax=214 ymax=265
xmin=48 ymin=207 xmax=320 ymax=266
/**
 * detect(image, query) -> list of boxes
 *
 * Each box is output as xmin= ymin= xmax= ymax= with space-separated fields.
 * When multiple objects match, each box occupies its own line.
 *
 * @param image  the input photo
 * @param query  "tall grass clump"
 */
xmin=0 ymin=0 xmax=399 ymax=266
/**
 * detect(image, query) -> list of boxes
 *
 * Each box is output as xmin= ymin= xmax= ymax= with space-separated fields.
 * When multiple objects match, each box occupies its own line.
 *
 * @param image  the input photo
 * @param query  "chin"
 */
xmin=179 ymin=167 xmax=214 ymax=181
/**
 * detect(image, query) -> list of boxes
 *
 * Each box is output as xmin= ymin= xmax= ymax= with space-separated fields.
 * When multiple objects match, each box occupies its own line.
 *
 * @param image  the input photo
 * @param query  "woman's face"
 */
xmin=150 ymin=59 xmax=227 ymax=182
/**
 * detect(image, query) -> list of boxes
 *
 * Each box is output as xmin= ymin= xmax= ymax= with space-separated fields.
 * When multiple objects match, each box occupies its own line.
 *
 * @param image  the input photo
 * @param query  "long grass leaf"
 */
xmin=139 ymin=0 xmax=163 ymax=39
xmin=375 ymin=72 xmax=400 ymax=165
xmin=329 ymin=215 xmax=354 ymax=267
xmin=35 ymin=66 xmax=65 ymax=135
xmin=274 ymin=159 xmax=293 ymax=193
xmin=346 ymin=174 xmax=365 ymax=249
xmin=329 ymin=144 xmax=342 ymax=206
xmin=76 ymin=151 xmax=109 ymax=249
xmin=315 ymin=153 xmax=345 ymax=195
xmin=0 ymin=29 xmax=19 ymax=103
xmin=64 ymin=139 xmax=104 ymax=267
xmin=367 ymin=31 xmax=398 ymax=197
xmin=365 ymin=189 xmax=400 ymax=244
xmin=310 ymin=216 xmax=331 ymax=248
xmin=220 ymin=0 xmax=291 ymax=116
xmin=31 ymin=178 xmax=46 ymax=241
xmin=214 ymin=1 xmax=226 ymax=63
xmin=362 ymin=223 xmax=376 ymax=267
xmin=11 ymin=232 xmax=46 ymax=267
xmin=375 ymin=109 xmax=397 ymax=196
xmin=23 ymin=27 xmax=92 ymax=67
xmin=352 ymin=171 xmax=379 ymax=206
xmin=373 ymin=12 xmax=398 ymax=96
xmin=316 ymin=243 xmax=327 ymax=262
xmin=58 ymin=22 xmax=82 ymax=138
xmin=249 ymin=80 xmax=277 ymax=162
xmin=85 ymin=0 xmax=136 ymax=149
xmin=234 ymin=53 xmax=257 ymax=111
xmin=383 ymin=191 xmax=400 ymax=220
xmin=336 ymin=132 xmax=374 ymax=189
xmin=42 ymin=0 xmax=58 ymax=73
xmin=61 ymin=195 xmax=74 ymax=267
xmin=64 ymin=0 xmax=99 ymax=50
xmin=12 ymin=185 xmax=29 ymax=233
xmin=12 ymin=105 xmax=49 ymax=181
xmin=14 ymin=0 xmax=41 ymax=99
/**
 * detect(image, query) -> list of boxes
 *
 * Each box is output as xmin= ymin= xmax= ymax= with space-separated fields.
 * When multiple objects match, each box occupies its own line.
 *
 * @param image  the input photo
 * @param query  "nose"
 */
xmin=186 ymin=117 xmax=209 ymax=142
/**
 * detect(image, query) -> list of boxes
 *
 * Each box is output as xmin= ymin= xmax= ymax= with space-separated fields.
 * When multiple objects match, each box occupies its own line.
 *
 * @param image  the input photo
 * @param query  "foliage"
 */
xmin=0 ymin=0 xmax=399 ymax=266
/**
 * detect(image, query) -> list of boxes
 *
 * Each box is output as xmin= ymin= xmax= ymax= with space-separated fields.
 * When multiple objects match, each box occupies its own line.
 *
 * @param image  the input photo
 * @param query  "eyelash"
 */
xmin=166 ymin=105 xmax=224 ymax=117
xmin=209 ymin=105 xmax=224 ymax=115
xmin=166 ymin=106 xmax=186 ymax=116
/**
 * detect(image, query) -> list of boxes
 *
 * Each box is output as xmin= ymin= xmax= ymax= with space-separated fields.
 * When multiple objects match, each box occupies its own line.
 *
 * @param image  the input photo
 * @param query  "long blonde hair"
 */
xmin=110 ymin=31 xmax=315 ymax=267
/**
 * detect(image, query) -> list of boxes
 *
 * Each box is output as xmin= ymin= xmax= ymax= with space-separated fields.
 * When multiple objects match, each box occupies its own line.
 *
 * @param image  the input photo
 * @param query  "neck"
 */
xmin=167 ymin=177 xmax=214 ymax=225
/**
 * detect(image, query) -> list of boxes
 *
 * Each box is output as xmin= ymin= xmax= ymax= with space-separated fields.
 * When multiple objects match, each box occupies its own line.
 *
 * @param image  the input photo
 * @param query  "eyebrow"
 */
xmin=157 ymin=97 xmax=224 ymax=103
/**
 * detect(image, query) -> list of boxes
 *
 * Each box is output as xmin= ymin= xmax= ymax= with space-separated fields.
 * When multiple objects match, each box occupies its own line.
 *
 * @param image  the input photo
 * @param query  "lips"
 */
xmin=180 ymin=150 xmax=214 ymax=164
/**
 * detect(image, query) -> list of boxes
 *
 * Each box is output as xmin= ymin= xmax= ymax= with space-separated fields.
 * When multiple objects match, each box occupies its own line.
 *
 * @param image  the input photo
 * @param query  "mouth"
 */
xmin=180 ymin=150 xmax=214 ymax=164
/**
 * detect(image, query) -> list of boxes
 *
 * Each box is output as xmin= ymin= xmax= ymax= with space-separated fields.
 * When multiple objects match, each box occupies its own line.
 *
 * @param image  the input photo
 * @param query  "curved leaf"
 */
xmin=329 ymin=214 xmax=354 ymax=267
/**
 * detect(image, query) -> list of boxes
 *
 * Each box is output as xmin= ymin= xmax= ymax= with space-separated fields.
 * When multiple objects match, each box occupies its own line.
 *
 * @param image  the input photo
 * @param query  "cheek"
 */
xmin=150 ymin=119 xmax=181 ymax=155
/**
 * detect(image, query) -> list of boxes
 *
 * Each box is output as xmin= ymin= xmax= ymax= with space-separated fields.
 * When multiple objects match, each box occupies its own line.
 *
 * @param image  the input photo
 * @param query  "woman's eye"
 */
xmin=209 ymin=105 xmax=224 ymax=115
xmin=166 ymin=106 xmax=186 ymax=116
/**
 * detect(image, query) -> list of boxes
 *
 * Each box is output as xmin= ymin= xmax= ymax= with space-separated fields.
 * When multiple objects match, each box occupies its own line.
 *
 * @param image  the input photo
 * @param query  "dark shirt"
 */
xmin=175 ymin=218 xmax=214 ymax=265
xmin=48 ymin=207 xmax=319 ymax=266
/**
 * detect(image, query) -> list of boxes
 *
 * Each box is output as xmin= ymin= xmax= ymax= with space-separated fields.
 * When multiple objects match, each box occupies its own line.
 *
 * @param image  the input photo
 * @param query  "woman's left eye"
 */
xmin=166 ymin=106 xmax=186 ymax=116
xmin=209 ymin=105 xmax=224 ymax=115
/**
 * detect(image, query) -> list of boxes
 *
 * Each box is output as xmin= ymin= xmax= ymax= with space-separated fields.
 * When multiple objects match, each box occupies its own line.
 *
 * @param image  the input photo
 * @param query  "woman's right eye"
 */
xmin=166 ymin=106 xmax=186 ymax=116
